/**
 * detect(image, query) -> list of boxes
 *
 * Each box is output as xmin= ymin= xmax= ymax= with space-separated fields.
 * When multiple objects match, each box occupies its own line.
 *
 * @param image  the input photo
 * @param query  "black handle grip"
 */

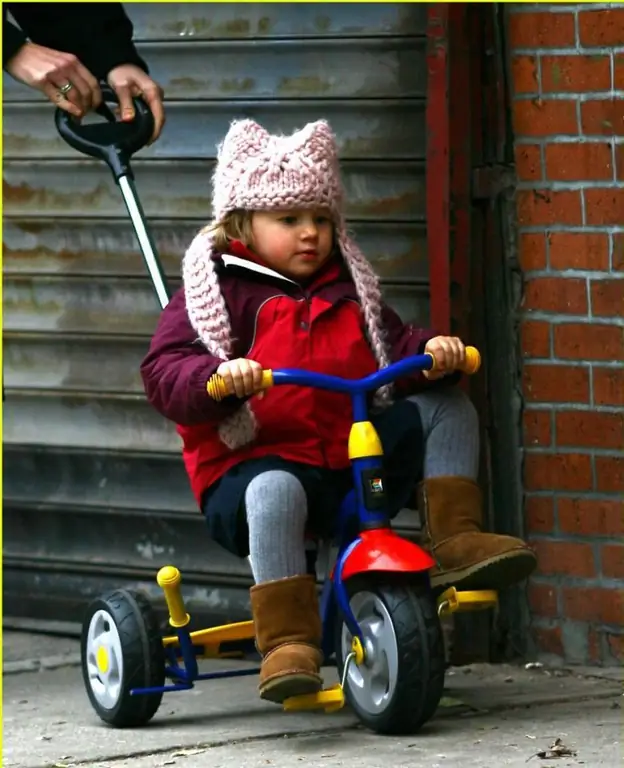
xmin=54 ymin=84 xmax=154 ymax=181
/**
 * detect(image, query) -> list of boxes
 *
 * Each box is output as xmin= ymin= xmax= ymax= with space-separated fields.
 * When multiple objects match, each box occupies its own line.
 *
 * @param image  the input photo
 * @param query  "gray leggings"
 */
xmin=245 ymin=387 xmax=479 ymax=583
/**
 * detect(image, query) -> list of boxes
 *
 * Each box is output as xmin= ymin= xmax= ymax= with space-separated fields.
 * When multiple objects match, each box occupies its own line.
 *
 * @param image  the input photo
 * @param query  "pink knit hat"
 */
xmin=182 ymin=119 xmax=391 ymax=450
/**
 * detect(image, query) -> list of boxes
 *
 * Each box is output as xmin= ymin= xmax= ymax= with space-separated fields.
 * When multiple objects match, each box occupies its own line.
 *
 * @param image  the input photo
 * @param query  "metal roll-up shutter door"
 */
xmin=3 ymin=3 xmax=432 ymax=626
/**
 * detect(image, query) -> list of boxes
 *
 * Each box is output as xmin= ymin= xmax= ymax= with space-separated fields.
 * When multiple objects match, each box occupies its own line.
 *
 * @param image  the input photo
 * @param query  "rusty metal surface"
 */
xmin=3 ymin=393 xmax=181 ymax=452
xmin=3 ymin=160 xmax=426 ymax=221
xmin=3 ymin=335 xmax=149 ymax=393
xmin=3 ymin=38 xmax=426 ymax=102
xmin=2 ymin=2 xmax=436 ymax=618
xmin=122 ymin=2 xmax=427 ymax=41
xmin=3 ymin=276 xmax=168 ymax=335
xmin=3 ymin=219 xmax=428 ymax=281
xmin=3 ymin=276 xmax=428 ymax=336
xmin=4 ymin=500 xmax=238 ymax=573
xmin=3 ymin=100 xmax=426 ymax=160
xmin=4 ymin=446 xmax=195 ymax=513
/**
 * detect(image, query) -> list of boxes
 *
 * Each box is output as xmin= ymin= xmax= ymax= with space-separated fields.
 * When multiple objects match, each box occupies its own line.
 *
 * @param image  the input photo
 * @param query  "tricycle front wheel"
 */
xmin=81 ymin=588 xmax=165 ymax=728
xmin=335 ymin=575 xmax=445 ymax=734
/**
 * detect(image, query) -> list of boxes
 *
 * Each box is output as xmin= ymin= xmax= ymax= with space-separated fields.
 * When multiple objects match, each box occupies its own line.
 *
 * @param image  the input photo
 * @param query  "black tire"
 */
xmin=81 ymin=588 xmax=165 ymax=727
xmin=335 ymin=574 xmax=445 ymax=735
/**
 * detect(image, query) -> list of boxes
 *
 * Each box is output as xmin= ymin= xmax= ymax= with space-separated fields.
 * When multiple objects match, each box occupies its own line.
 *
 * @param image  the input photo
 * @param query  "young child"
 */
xmin=140 ymin=119 xmax=537 ymax=704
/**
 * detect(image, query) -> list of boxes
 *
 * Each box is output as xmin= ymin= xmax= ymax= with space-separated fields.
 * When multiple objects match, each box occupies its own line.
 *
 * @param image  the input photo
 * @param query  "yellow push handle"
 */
xmin=207 ymin=369 xmax=274 ymax=402
xmin=157 ymin=566 xmax=190 ymax=628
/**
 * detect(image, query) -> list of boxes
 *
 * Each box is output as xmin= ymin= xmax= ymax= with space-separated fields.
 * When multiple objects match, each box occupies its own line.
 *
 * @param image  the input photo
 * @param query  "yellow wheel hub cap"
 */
xmin=96 ymin=645 xmax=109 ymax=673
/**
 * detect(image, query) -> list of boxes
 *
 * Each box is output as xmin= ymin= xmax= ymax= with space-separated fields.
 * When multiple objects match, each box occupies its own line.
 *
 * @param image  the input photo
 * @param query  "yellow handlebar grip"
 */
xmin=206 ymin=369 xmax=274 ymax=401
xmin=426 ymin=345 xmax=481 ymax=375
xmin=157 ymin=566 xmax=190 ymax=628
xmin=463 ymin=346 xmax=481 ymax=374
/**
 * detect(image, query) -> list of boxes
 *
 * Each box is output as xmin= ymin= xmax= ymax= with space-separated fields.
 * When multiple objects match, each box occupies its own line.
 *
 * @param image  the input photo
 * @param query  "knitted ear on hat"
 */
xmin=211 ymin=119 xmax=271 ymax=221
xmin=217 ymin=119 xmax=271 ymax=165
xmin=182 ymin=227 xmax=258 ymax=449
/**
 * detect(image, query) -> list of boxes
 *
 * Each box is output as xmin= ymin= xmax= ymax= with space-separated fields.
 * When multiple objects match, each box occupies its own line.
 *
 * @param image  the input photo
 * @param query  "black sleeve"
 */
xmin=3 ymin=9 xmax=28 ymax=67
xmin=4 ymin=2 xmax=148 ymax=79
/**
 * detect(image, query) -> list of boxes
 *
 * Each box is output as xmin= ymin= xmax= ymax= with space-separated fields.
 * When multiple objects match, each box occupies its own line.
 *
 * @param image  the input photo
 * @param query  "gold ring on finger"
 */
xmin=59 ymin=81 xmax=74 ymax=94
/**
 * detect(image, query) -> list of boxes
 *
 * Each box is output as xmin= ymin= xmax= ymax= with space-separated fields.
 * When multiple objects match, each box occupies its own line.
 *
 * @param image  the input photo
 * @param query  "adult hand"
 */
xmin=107 ymin=64 xmax=165 ymax=144
xmin=5 ymin=41 xmax=101 ymax=118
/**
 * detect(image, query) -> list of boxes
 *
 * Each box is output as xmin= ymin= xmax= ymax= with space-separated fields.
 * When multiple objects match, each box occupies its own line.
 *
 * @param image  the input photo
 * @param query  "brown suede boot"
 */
xmin=418 ymin=477 xmax=537 ymax=591
xmin=250 ymin=574 xmax=323 ymax=704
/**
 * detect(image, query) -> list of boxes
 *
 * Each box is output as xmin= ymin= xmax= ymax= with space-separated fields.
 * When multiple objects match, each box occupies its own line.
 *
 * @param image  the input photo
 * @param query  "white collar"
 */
xmin=221 ymin=253 xmax=298 ymax=285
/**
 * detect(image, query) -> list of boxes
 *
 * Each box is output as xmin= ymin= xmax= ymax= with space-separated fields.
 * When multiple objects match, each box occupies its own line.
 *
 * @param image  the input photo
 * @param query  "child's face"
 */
xmin=250 ymin=208 xmax=334 ymax=281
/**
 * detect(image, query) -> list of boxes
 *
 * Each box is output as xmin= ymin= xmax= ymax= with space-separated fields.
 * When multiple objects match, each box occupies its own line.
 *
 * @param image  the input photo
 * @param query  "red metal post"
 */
xmin=448 ymin=3 xmax=473 ymax=343
xmin=425 ymin=3 xmax=450 ymax=335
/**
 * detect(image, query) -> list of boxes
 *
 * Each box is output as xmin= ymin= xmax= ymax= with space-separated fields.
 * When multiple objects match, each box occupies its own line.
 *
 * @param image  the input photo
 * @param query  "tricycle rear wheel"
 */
xmin=81 ymin=588 xmax=165 ymax=728
xmin=335 ymin=574 xmax=445 ymax=734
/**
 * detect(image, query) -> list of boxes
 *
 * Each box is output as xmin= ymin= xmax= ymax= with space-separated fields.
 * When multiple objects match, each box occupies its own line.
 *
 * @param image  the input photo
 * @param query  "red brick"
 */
xmin=524 ymin=452 xmax=593 ymax=491
xmin=517 ymin=189 xmax=582 ymax=227
xmin=523 ymin=364 xmax=589 ymax=403
xmin=591 ymin=279 xmax=624 ymax=318
xmin=616 ymin=54 xmax=624 ymax=90
xmin=509 ymin=12 xmax=575 ymax=48
xmin=515 ymin=143 xmax=542 ymax=181
xmin=554 ymin=323 xmax=623 ymax=361
xmin=541 ymin=55 xmax=611 ymax=93
xmin=524 ymin=410 xmax=552 ymax=447
xmin=558 ymin=497 xmax=624 ymax=537
xmin=585 ymin=188 xmax=624 ymax=226
xmin=596 ymin=456 xmax=624 ymax=493
xmin=593 ymin=367 xmax=624 ymax=407
xmin=518 ymin=233 xmax=547 ymax=271
xmin=513 ymin=99 xmax=578 ymax=137
xmin=616 ymin=144 xmax=624 ymax=181
xmin=528 ymin=581 xmax=559 ymax=617
xmin=556 ymin=411 xmax=623 ymax=450
xmin=531 ymin=624 xmax=564 ymax=657
xmin=581 ymin=99 xmax=624 ymax=137
xmin=607 ymin=633 xmax=624 ymax=663
xmin=521 ymin=320 xmax=551 ymax=359
xmin=526 ymin=495 xmax=556 ymax=533
xmin=549 ymin=233 xmax=610 ymax=271
xmin=614 ymin=234 xmax=624 ymax=272
xmin=512 ymin=56 xmax=539 ymax=95
xmin=523 ymin=277 xmax=587 ymax=315
xmin=545 ymin=142 xmax=613 ymax=181
xmin=562 ymin=587 xmax=623 ymax=625
xmin=579 ymin=8 xmax=624 ymax=46
xmin=602 ymin=544 xmax=624 ymax=579
xmin=532 ymin=539 xmax=596 ymax=578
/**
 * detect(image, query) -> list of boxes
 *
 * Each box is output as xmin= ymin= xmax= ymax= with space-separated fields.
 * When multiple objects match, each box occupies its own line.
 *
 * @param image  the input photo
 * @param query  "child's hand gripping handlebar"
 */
xmin=206 ymin=346 xmax=481 ymax=402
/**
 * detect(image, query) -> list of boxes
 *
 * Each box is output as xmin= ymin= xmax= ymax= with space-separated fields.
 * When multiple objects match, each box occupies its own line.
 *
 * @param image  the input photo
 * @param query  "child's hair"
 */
xmin=203 ymin=210 xmax=254 ymax=251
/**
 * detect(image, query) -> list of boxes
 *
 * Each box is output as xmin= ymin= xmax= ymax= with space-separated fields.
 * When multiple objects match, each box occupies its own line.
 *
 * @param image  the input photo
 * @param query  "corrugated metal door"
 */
xmin=3 ymin=3 xmax=433 ymax=625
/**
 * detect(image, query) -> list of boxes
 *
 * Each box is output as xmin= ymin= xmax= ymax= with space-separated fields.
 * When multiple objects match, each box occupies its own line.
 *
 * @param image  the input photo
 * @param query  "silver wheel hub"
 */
xmin=85 ymin=609 xmax=124 ymax=709
xmin=340 ymin=591 xmax=398 ymax=715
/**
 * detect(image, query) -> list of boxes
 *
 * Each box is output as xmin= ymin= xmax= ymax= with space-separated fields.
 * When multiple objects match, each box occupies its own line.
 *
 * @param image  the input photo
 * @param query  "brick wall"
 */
xmin=508 ymin=3 xmax=624 ymax=665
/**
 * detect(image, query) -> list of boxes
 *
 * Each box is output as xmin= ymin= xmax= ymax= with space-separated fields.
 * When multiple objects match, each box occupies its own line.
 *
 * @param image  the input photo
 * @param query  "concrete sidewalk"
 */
xmin=3 ymin=630 xmax=622 ymax=768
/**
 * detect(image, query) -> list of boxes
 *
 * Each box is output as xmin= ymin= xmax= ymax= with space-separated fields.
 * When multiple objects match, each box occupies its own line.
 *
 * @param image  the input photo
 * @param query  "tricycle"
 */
xmin=55 ymin=90 xmax=498 ymax=735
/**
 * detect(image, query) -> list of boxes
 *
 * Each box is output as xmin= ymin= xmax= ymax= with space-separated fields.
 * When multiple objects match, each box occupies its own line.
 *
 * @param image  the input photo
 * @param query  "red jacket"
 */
xmin=140 ymin=245 xmax=439 ymax=506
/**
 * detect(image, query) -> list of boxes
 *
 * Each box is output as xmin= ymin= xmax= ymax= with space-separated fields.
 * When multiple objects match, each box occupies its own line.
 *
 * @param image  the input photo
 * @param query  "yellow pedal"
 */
xmin=282 ymin=684 xmax=345 ymax=713
xmin=437 ymin=587 xmax=498 ymax=616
